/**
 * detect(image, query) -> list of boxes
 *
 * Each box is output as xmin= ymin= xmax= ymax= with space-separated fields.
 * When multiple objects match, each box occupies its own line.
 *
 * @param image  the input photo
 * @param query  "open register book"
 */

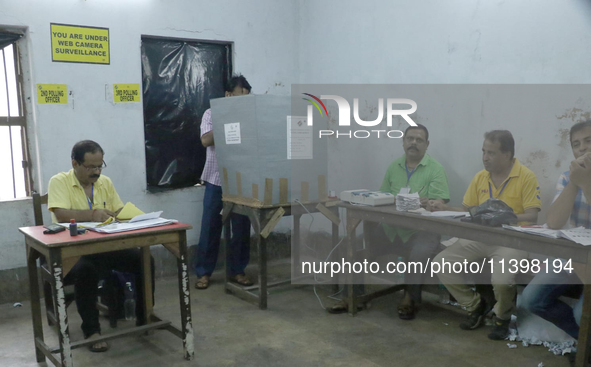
xmin=502 ymin=225 xmax=591 ymax=246
xmin=58 ymin=202 xmax=176 ymax=234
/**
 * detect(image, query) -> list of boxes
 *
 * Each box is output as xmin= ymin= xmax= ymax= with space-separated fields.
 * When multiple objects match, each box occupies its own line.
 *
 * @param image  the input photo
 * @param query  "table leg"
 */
xmin=249 ymin=210 xmax=267 ymax=310
xmin=344 ymin=212 xmax=364 ymax=315
xmin=576 ymin=250 xmax=591 ymax=367
xmin=293 ymin=214 xmax=301 ymax=273
xmin=577 ymin=286 xmax=591 ymax=367
xmin=176 ymin=231 xmax=194 ymax=360
xmin=141 ymin=247 xmax=153 ymax=324
xmin=49 ymin=249 xmax=73 ymax=367
xmin=259 ymin=230 xmax=268 ymax=310
xmin=331 ymin=220 xmax=339 ymax=254
xmin=26 ymin=244 xmax=45 ymax=363
xmin=346 ymin=212 xmax=358 ymax=315
xmin=330 ymin=210 xmax=340 ymax=294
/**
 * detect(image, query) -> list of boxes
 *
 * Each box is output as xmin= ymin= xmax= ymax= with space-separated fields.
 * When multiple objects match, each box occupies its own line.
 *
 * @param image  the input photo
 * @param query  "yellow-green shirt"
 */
xmin=462 ymin=158 xmax=542 ymax=215
xmin=48 ymin=169 xmax=124 ymax=223
xmin=380 ymin=153 xmax=450 ymax=243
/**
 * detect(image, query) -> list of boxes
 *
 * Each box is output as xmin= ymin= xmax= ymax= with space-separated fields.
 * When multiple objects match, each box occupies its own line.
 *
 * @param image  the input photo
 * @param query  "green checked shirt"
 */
xmin=379 ymin=153 xmax=450 ymax=243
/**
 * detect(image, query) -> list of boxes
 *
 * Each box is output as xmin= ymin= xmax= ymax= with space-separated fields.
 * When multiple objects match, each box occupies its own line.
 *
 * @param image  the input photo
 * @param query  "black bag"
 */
xmin=465 ymin=199 xmax=517 ymax=227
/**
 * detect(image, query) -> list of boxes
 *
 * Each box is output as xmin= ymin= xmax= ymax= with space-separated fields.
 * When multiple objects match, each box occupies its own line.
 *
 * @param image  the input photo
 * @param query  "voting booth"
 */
xmin=210 ymin=94 xmax=337 ymax=309
xmin=211 ymin=94 xmax=329 ymax=206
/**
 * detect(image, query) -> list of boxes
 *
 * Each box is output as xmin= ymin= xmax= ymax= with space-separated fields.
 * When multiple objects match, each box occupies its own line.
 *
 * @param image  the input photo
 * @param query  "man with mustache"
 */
xmin=329 ymin=124 xmax=450 ymax=319
xmin=431 ymin=130 xmax=542 ymax=340
xmin=48 ymin=140 xmax=154 ymax=353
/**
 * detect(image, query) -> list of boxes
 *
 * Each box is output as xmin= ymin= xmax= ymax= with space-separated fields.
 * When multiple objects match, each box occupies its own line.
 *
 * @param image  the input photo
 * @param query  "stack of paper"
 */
xmin=89 ymin=217 xmax=176 ymax=233
xmin=57 ymin=203 xmax=175 ymax=234
xmin=560 ymin=227 xmax=591 ymax=246
xmin=422 ymin=211 xmax=470 ymax=218
xmin=116 ymin=202 xmax=145 ymax=221
xmin=396 ymin=192 xmax=420 ymax=212
xmin=502 ymin=225 xmax=560 ymax=238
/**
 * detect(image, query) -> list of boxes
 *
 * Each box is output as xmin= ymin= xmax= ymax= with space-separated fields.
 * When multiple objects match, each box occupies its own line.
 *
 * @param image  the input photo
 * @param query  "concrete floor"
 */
xmin=0 ymin=266 xmax=572 ymax=367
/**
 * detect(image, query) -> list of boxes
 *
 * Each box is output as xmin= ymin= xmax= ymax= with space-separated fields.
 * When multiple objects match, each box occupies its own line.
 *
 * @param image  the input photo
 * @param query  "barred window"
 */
xmin=0 ymin=40 xmax=30 ymax=200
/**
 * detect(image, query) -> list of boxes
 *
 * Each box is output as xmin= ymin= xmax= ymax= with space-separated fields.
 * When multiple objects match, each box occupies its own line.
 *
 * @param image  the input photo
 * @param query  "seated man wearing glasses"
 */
xmin=48 ymin=140 xmax=154 ymax=353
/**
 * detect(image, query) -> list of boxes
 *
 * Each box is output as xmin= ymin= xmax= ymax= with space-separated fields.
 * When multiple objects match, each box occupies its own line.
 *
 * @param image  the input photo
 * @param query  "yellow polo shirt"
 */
xmin=462 ymin=158 xmax=541 ymax=215
xmin=48 ymin=169 xmax=124 ymax=223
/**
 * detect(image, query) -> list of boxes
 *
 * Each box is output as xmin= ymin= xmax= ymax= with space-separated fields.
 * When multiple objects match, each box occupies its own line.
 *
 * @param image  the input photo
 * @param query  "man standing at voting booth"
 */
xmin=195 ymin=75 xmax=254 ymax=290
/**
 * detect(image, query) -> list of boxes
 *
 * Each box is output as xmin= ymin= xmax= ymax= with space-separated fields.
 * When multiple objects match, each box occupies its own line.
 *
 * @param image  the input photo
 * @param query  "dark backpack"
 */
xmin=464 ymin=199 xmax=518 ymax=227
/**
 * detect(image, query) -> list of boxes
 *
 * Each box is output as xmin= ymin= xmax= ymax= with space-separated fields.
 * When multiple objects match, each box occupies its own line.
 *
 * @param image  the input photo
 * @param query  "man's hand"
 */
xmin=575 ymin=152 xmax=591 ymax=167
xmin=569 ymin=155 xmax=591 ymax=188
xmin=428 ymin=200 xmax=447 ymax=212
xmin=420 ymin=197 xmax=429 ymax=208
xmin=92 ymin=209 xmax=117 ymax=222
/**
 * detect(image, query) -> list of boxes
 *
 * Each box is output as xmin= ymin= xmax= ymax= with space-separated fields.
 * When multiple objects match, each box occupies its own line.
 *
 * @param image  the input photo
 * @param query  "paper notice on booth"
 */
xmin=287 ymin=116 xmax=313 ymax=159
xmin=224 ymin=122 xmax=241 ymax=144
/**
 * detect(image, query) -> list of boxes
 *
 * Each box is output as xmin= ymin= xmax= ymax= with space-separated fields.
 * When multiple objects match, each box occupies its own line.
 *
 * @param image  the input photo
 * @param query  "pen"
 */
xmin=416 ymin=186 xmax=426 ymax=195
xmin=103 ymin=201 xmax=106 ymax=209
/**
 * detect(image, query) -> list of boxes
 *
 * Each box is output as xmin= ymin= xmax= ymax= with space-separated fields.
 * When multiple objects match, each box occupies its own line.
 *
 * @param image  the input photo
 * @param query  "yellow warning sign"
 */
xmin=37 ymin=84 xmax=68 ymax=104
xmin=51 ymin=23 xmax=110 ymax=64
xmin=113 ymin=84 xmax=141 ymax=103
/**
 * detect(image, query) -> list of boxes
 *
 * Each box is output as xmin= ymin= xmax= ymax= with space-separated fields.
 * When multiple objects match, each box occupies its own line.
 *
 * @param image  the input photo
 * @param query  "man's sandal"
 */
xmin=327 ymin=300 xmax=363 ymax=314
xmin=229 ymin=273 xmax=253 ymax=286
xmin=86 ymin=334 xmax=109 ymax=353
xmin=397 ymin=303 xmax=417 ymax=320
xmin=195 ymin=275 xmax=209 ymax=290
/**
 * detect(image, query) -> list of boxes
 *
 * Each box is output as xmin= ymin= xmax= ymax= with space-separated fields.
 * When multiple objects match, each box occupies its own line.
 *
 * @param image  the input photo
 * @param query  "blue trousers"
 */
xmin=521 ymin=263 xmax=583 ymax=339
xmin=195 ymin=182 xmax=251 ymax=277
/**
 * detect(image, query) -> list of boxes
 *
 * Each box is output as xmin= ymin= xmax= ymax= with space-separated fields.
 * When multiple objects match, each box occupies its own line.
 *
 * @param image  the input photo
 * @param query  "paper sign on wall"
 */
xmin=37 ymin=84 xmax=68 ymax=104
xmin=287 ymin=116 xmax=313 ymax=159
xmin=224 ymin=123 xmax=241 ymax=144
xmin=51 ymin=23 xmax=110 ymax=64
xmin=113 ymin=84 xmax=141 ymax=103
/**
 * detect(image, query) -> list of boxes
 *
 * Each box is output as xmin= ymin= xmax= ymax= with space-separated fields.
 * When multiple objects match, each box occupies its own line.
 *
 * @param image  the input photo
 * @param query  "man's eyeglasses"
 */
xmin=80 ymin=161 xmax=107 ymax=171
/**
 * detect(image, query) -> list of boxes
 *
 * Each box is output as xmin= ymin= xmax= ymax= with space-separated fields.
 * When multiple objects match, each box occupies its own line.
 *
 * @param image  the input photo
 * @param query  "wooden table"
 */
xmin=20 ymin=223 xmax=194 ymax=367
xmin=222 ymin=200 xmax=340 ymax=309
xmin=339 ymin=203 xmax=591 ymax=367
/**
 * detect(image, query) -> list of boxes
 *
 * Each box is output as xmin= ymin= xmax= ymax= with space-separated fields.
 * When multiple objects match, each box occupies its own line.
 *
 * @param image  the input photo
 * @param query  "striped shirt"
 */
xmin=553 ymin=171 xmax=591 ymax=229
xmin=200 ymin=109 xmax=221 ymax=186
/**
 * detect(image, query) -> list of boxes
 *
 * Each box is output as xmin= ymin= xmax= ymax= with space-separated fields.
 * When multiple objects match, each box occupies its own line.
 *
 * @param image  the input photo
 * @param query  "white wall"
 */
xmin=0 ymin=0 xmax=300 ymax=270
xmin=296 ymin=0 xmax=591 ymax=232
xmin=3 ymin=0 xmax=591 ymax=270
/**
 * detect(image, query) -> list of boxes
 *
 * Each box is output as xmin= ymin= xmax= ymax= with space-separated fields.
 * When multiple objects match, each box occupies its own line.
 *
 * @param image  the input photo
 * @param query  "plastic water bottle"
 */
xmin=438 ymin=283 xmax=450 ymax=304
xmin=97 ymin=279 xmax=105 ymax=305
xmin=124 ymin=282 xmax=136 ymax=321
xmin=395 ymin=256 xmax=405 ymax=284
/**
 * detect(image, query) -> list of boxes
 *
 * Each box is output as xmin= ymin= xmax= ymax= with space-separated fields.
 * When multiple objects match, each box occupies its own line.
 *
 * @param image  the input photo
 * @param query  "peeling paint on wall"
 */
xmin=523 ymin=150 xmax=550 ymax=179
xmin=556 ymin=108 xmax=591 ymax=123
xmin=557 ymin=128 xmax=571 ymax=149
